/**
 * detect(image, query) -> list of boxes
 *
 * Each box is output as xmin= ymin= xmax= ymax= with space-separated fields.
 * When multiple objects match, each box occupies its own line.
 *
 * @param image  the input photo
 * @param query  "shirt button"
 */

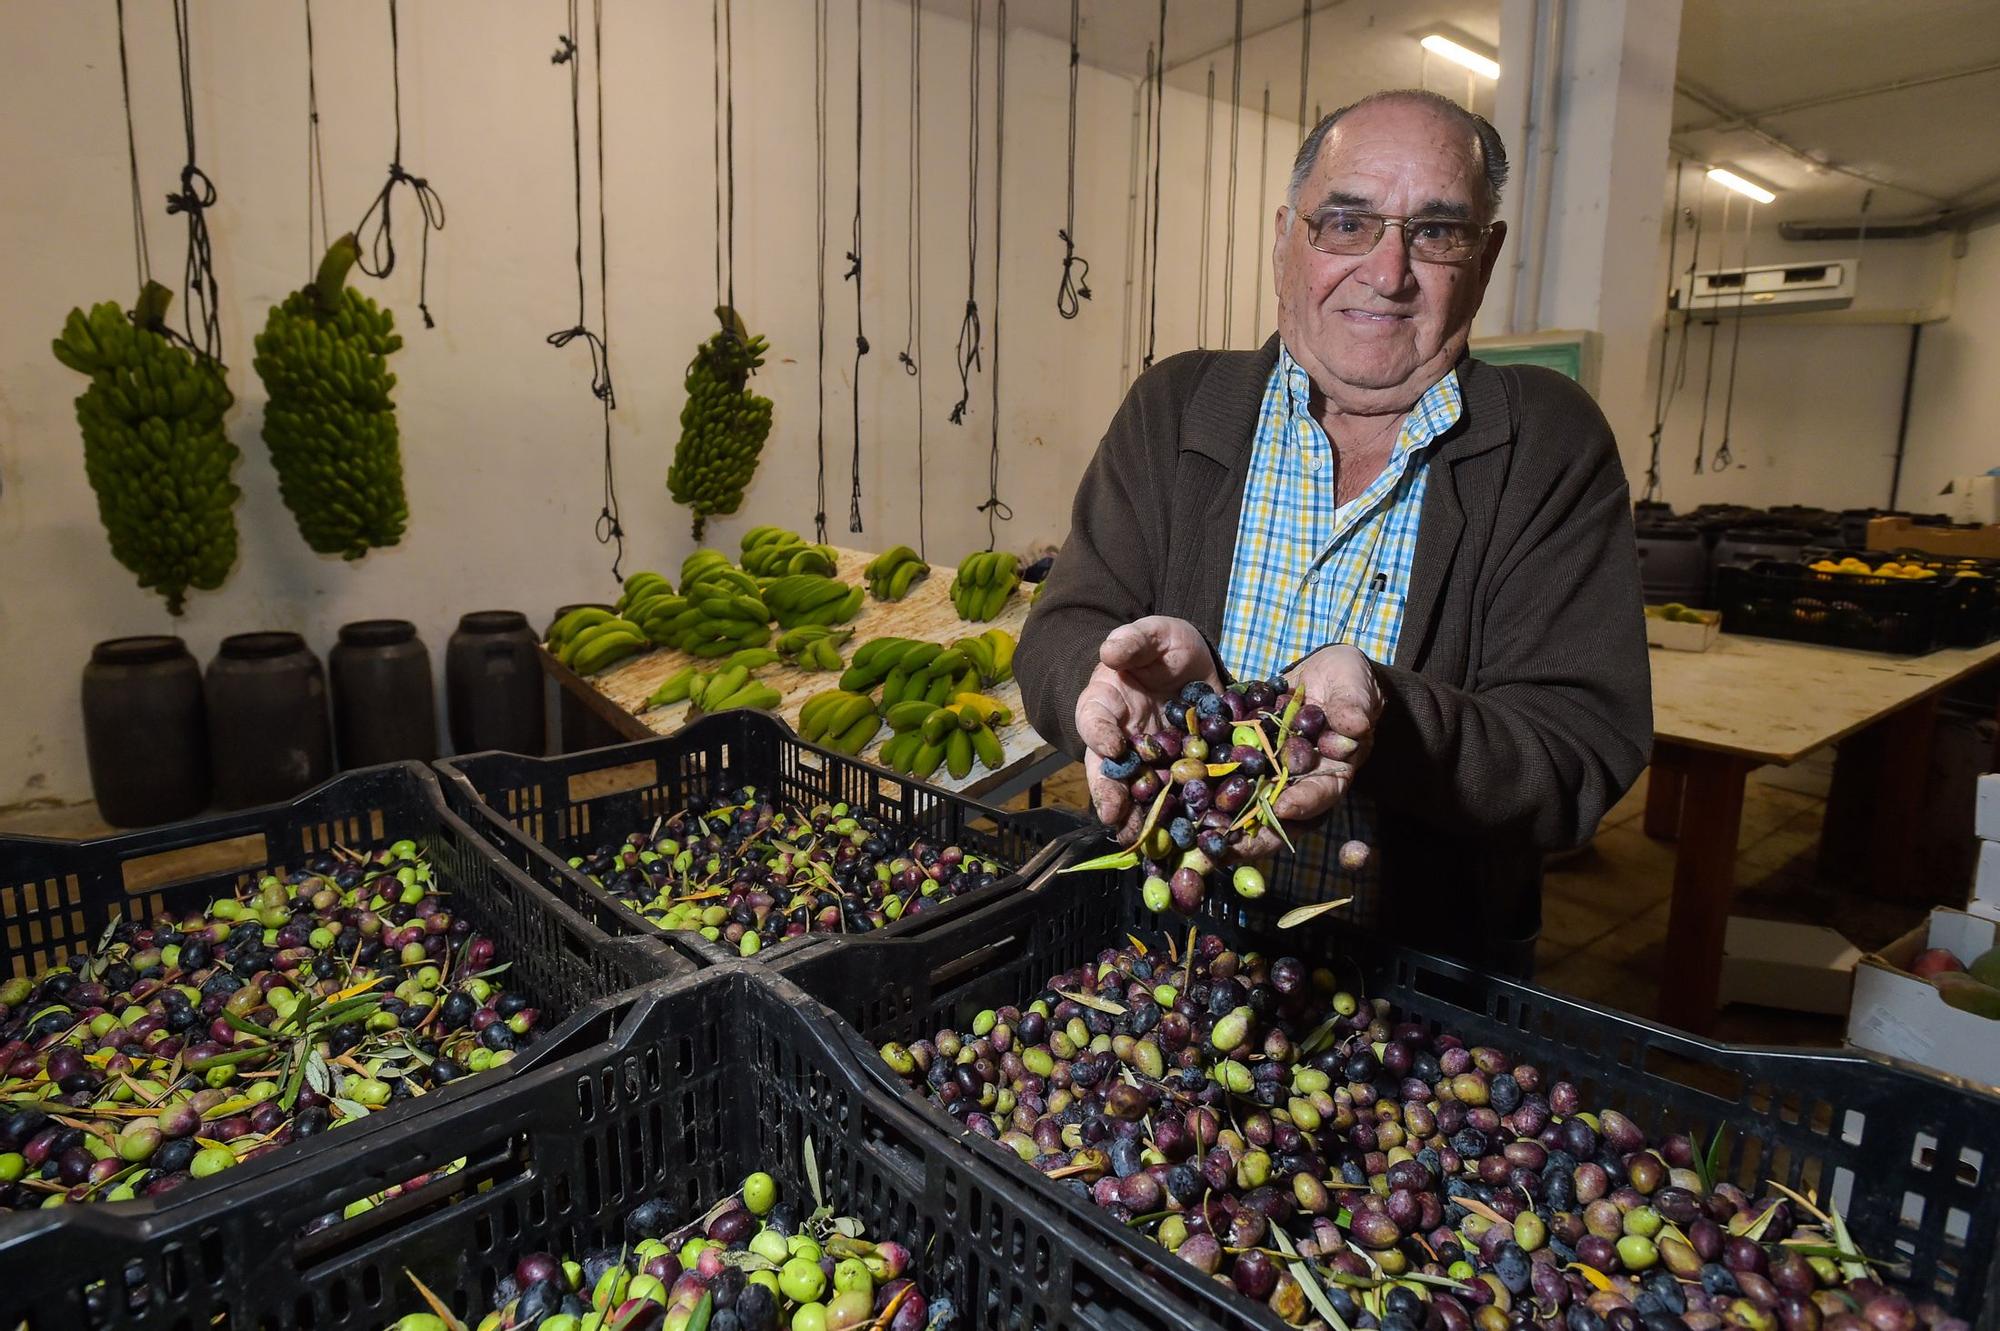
xmin=1304 ymin=571 xmax=1319 ymax=587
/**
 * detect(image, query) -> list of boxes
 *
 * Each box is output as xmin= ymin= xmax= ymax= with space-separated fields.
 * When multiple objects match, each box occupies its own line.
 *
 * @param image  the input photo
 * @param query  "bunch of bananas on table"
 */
xmin=610 ymin=571 xmax=690 ymax=646
xmin=949 ymin=550 xmax=1020 ymax=621
xmin=545 ymin=607 xmax=649 ymax=675
xmin=252 ymin=235 xmax=409 ymax=560
xmin=877 ymin=695 xmax=1011 ymax=780
xmin=864 ymin=544 xmax=930 ymax=601
xmin=52 ymin=281 xmax=240 ymax=615
xmin=794 ymin=689 xmax=884 ymax=755
xmin=837 ymin=632 xmax=1013 ymax=709
xmin=653 ymin=552 xmax=771 ymax=656
xmin=668 ymin=306 xmax=773 ymax=541
xmin=645 ymin=657 xmax=781 ymax=713
xmin=775 ymin=624 xmax=852 ymax=670
xmin=762 ymin=574 xmax=865 ymax=629
xmin=739 ymin=526 xmax=837 ymax=577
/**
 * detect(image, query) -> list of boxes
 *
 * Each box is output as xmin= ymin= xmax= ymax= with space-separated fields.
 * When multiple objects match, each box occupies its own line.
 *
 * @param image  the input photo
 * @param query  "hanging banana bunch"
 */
xmin=253 ymin=234 xmax=409 ymax=559
xmin=668 ymin=305 xmax=773 ymax=541
xmin=52 ymin=282 xmax=240 ymax=615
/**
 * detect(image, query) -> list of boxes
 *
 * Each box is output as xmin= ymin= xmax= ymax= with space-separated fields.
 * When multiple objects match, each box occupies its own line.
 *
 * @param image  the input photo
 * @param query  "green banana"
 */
xmin=647 ymin=666 xmax=701 ymax=708
xmin=52 ymin=281 xmax=239 ymax=614
xmin=945 ymin=729 xmax=974 ymax=780
xmin=668 ymin=306 xmax=774 ymax=540
xmin=252 ymin=236 xmax=407 ymax=559
xmin=970 ymin=722 xmax=1006 ymax=770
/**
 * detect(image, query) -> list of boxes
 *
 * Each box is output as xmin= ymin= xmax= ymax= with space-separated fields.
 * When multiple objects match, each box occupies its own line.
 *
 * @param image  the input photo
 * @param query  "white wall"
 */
xmin=1903 ymin=221 xmax=2000 ymax=506
xmin=1618 ymin=183 xmax=1957 ymax=515
xmin=2 ymin=0 xmax=1280 ymax=808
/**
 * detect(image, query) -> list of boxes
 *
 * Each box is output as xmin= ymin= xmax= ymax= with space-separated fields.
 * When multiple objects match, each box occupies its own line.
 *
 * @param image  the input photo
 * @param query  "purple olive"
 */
xmin=1232 ymin=1249 xmax=1278 ymax=1301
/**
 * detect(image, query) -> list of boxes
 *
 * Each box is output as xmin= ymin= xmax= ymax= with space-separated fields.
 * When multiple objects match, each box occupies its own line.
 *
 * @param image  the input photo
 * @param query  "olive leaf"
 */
xmin=1054 ymin=989 xmax=1126 ymax=1016
xmin=803 ymin=1137 xmax=825 ymax=1211
xmin=1271 ymin=1228 xmax=1348 ymax=1331
xmin=1059 ymin=848 xmax=1140 ymax=876
xmin=685 ymin=1291 xmax=714 ymax=1331
xmin=331 ymin=1095 xmax=372 ymax=1123
xmin=1276 ymin=898 xmax=1354 ymax=930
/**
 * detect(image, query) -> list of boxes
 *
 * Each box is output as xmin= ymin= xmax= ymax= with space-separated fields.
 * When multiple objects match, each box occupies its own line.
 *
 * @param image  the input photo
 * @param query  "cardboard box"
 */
xmin=1979 ymin=774 xmax=2000 ymax=842
xmin=1846 ymin=908 xmax=2000 ymax=1088
xmin=1644 ymin=606 xmax=1721 ymax=652
xmin=1718 ymin=917 xmax=1860 ymax=1015
xmin=1975 ymin=838 xmax=2000 ymax=925
xmin=1866 ymin=516 xmax=2000 ymax=561
xmin=1945 ymin=475 xmax=2000 ymax=526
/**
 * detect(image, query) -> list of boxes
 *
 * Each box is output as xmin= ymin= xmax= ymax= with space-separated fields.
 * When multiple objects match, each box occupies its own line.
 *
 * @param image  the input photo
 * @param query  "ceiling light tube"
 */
xmin=1420 ymin=34 xmax=1500 ymax=80
xmin=1706 ymin=167 xmax=1777 ymax=204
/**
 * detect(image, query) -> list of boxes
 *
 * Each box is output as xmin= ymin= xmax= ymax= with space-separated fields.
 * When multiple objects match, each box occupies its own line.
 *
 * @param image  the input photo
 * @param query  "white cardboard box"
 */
xmin=1945 ymin=474 xmax=2000 ymax=526
xmin=1717 ymin=917 xmax=1860 ymax=1015
xmin=1643 ymin=607 xmax=1721 ymax=653
xmin=1846 ymin=908 xmax=2000 ymax=1089
xmin=1978 ymin=774 xmax=2000 ymax=843
xmin=1974 ymin=839 xmax=2000 ymax=925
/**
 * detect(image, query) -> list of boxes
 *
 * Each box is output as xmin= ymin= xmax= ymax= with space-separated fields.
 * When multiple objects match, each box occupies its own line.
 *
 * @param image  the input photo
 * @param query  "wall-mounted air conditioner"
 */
xmin=1675 ymin=259 xmax=1857 ymax=315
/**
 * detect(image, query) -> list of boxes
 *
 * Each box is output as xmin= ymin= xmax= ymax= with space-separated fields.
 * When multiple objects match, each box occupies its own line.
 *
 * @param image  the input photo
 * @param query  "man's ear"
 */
xmin=1478 ymin=220 xmax=1508 ymax=287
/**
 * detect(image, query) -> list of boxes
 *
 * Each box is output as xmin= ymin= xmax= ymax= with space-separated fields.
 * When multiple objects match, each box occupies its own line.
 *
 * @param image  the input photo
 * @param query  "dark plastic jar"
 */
xmin=205 ymin=632 xmax=333 ymax=810
xmin=548 ymin=602 xmax=627 ymax=753
xmin=81 ymin=636 xmax=209 ymax=827
xmin=446 ymin=610 xmax=545 ymax=755
xmin=330 ymin=619 xmax=437 ymax=768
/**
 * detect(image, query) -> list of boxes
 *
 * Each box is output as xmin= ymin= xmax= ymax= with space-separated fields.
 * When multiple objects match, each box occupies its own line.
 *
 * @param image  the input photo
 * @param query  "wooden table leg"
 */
xmin=1869 ymin=694 xmax=1938 ymax=901
xmin=1644 ymin=746 xmax=1686 ymax=841
xmin=1659 ymin=744 xmax=1752 ymax=1033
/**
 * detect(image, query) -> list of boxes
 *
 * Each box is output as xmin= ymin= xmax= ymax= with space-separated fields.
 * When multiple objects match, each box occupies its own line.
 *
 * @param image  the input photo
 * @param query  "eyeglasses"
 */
xmin=1301 ymin=207 xmax=1492 ymax=264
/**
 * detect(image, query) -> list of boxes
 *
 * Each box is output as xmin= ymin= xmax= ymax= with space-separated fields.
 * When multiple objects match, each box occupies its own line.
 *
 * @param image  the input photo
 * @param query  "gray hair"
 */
xmin=1287 ymin=89 xmax=1509 ymax=218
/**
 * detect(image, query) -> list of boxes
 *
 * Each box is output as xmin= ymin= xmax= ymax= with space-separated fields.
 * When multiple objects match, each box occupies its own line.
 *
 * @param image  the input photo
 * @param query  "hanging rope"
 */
xmin=1641 ymin=158 xmax=1685 ymax=504
xmin=1142 ymin=0 xmax=1165 ymax=369
xmin=979 ymin=0 xmax=1013 ymax=546
xmin=166 ymin=0 xmax=223 ymax=362
xmin=1297 ymin=0 xmax=1312 ymax=129
xmin=303 ymin=0 xmax=332 ymax=277
xmin=1054 ymin=0 xmax=1092 ymax=319
xmin=352 ymin=0 xmax=445 ymax=328
xmin=713 ymin=0 xmax=737 ymax=312
xmin=1673 ymin=170 xmax=1709 ymax=396
xmin=950 ymin=0 xmax=985 ymax=425
xmin=845 ymin=0 xmax=867 ymax=534
xmin=812 ymin=0 xmax=830 ymax=540
xmin=902 ymin=0 xmax=927 ymax=558
xmin=546 ymin=0 xmax=622 ymax=577
xmin=116 ymin=0 xmax=153 ymax=297
xmin=1252 ymin=83 xmax=1270 ymax=337
xmin=1714 ymin=200 xmax=1754 ymax=474
xmin=1197 ymin=66 xmax=1216 ymax=349
xmin=1694 ymin=190 xmax=1733 ymax=474
xmin=1221 ymin=4 xmax=1243 ymax=349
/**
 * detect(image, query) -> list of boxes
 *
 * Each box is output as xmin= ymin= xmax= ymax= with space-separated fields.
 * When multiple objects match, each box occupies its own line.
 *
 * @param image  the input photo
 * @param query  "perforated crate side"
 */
xmin=0 ymin=968 xmax=1188 ymax=1331
xmin=781 ymin=865 xmax=2000 ymax=1324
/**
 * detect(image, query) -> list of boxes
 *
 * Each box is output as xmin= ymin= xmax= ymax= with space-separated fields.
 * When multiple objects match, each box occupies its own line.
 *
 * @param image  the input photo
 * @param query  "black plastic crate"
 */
xmin=778 ymin=856 xmax=2000 ymax=1326
xmin=436 ymin=711 xmax=1093 ymax=968
xmin=1799 ymin=546 xmax=2000 ymax=649
xmin=1715 ymin=559 xmax=1972 ymax=654
xmin=0 ymin=764 xmax=688 ymax=1234
xmin=1 ymin=966 xmax=1193 ymax=1331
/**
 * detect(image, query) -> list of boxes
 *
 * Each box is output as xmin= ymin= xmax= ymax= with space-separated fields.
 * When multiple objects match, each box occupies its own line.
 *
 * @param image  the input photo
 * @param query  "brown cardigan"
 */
xmin=1017 ymin=336 xmax=1652 ymax=965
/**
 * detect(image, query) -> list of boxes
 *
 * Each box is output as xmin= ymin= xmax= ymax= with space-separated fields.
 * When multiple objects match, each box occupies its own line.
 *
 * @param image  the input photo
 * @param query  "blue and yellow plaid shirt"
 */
xmin=1215 ymin=344 xmax=1461 ymax=914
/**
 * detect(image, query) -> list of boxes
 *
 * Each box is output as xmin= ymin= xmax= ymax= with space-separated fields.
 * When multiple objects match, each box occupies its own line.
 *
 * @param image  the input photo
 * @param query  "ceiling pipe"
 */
xmin=1673 ymin=60 xmax=2000 ymax=134
xmin=1778 ymin=196 xmax=2000 ymax=242
xmin=1517 ymin=0 xmax=1565 ymax=332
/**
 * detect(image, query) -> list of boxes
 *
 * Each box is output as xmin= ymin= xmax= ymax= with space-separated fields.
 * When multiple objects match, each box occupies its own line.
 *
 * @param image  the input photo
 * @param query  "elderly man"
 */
xmin=1017 ymin=89 xmax=1650 ymax=972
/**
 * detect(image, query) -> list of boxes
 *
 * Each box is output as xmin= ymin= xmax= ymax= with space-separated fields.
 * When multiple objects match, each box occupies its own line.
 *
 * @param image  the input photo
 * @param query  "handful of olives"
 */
xmin=383 ymin=1172 xmax=947 ymax=1331
xmin=880 ymin=932 xmax=1953 ymax=1331
xmin=1078 ymin=677 xmax=1367 ymax=914
xmin=568 ymin=785 xmax=1009 ymax=956
xmin=0 ymin=841 xmax=538 ymax=1212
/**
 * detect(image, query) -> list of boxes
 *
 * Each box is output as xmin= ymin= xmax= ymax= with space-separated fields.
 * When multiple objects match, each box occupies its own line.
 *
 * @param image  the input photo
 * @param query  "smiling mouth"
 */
xmin=1339 ymin=308 xmax=1410 ymax=323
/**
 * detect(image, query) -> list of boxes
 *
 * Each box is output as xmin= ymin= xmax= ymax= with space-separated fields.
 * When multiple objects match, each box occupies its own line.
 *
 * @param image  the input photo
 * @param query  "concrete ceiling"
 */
xmin=922 ymin=0 xmax=1502 ymax=126
xmin=1671 ymin=0 xmax=2000 ymax=222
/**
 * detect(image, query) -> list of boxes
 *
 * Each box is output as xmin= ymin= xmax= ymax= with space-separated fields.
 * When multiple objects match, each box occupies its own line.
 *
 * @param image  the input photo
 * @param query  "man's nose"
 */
xmin=1354 ymin=223 xmax=1417 ymax=297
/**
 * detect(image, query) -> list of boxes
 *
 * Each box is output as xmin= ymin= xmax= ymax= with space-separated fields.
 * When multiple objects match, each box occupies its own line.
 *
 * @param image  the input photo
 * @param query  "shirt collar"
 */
xmin=1275 ymin=341 xmax=1464 ymax=460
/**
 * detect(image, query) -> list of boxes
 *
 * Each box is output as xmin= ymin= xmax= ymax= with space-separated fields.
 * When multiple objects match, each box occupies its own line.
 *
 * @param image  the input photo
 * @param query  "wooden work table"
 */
xmin=1647 ymin=632 xmax=2000 ymax=1031
xmin=540 ymin=546 xmax=1067 ymax=804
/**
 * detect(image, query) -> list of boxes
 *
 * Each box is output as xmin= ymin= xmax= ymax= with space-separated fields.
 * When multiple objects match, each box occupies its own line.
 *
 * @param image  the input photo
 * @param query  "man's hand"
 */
xmin=1235 ymin=643 xmax=1383 ymax=859
xmin=1075 ymin=617 xmax=1222 ymax=841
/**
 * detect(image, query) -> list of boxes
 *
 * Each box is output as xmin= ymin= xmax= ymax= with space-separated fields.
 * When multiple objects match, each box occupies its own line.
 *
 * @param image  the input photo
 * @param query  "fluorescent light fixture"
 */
xmin=1420 ymin=34 xmax=1500 ymax=80
xmin=1706 ymin=167 xmax=1777 ymax=204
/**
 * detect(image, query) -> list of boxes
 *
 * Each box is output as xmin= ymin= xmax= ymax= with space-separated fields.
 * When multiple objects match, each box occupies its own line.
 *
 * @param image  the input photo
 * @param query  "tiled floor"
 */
xmin=7 ymin=759 xmax=1918 ymax=1048
xmin=1012 ymin=761 xmax=1922 ymax=1047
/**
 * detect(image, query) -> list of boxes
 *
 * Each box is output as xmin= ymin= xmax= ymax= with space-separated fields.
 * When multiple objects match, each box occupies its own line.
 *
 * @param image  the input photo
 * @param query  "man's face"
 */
xmin=1273 ymin=99 xmax=1506 ymax=410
